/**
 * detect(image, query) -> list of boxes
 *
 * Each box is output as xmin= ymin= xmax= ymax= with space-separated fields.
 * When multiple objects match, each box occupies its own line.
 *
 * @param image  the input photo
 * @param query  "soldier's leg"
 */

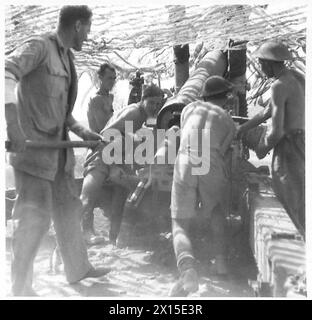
xmin=107 ymin=165 xmax=140 ymax=245
xmin=198 ymin=168 xmax=229 ymax=275
xmin=272 ymin=133 xmax=305 ymax=237
xmin=172 ymin=218 xmax=197 ymax=271
xmin=51 ymin=170 xmax=111 ymax=283
xmin=170 ymin=217 xmax=199 ymax=296
xmin=80 ymin=169 xmax=108 ymax=244
xmin=210 ymin=204 xmax=228 ymax=275
xmin=51 ymin=171 xmax=93 ymax=283
xmin=11 ymin=169 xmax=52 ymax=296
xmin=108 ymin=185 xmax=128 ymax=245
xmin=170 ymin=176 xmax=199 ymax=296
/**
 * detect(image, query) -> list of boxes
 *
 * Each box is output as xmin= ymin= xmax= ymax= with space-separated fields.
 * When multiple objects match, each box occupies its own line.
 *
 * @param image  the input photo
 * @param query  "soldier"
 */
xmin=81 ymin=84 xmax=164 ymax=246
xmin=5 ymin=5 xmax=111 ymax=296
xmin=170 ymin=76 xmax=236 ymax=296
xmin=87 ymin=63 xmax=116 ymax=134
xmin=82 ymin=63 xmax=116 ymax=243
xmin=238 ymin=41 xmax=305 ymax=236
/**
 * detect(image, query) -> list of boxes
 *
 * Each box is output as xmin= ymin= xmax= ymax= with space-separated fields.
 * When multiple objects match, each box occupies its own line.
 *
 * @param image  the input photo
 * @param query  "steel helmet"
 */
xmin=253 ymin=41 xmax=293 ymax=61
xmin=201 ymin=76 xmax=234 ymax=98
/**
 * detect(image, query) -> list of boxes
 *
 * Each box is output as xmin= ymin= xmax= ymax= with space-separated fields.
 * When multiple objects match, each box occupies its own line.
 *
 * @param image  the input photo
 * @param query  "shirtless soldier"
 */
xmin=87 ymin=63 xmax=116 ymax=134
xmin=81 ymin=84 xmax=164 ymax=246
xmin=83 ymin=63 xmax=116 ymax=243
xmin=238 ymin=41 xmax=305 ymax=237
xmin=170 ymin=76 xmax=236 ymax=296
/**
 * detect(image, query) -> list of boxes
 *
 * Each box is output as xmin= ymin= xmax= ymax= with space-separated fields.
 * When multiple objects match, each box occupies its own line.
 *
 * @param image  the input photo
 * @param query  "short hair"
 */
xmin=142 ymin=84 xmax=164 ymax=100
xmin=59 ymin=5 xmax=92 ymax=29
xmin=98 ymin=63 xmax=116 ymax=76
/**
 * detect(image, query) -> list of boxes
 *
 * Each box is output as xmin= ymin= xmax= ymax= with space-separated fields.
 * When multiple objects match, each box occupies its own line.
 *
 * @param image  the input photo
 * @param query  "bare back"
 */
xmin=180 ymin=100 xmax=236 ymax=156
xmin=276 ymin=69 xmax=305 ymax=132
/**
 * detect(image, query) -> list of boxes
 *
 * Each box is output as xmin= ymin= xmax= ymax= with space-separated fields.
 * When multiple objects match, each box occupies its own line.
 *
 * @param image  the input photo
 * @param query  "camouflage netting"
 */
xmin=5 ymin=4 xmax=307 ymax=106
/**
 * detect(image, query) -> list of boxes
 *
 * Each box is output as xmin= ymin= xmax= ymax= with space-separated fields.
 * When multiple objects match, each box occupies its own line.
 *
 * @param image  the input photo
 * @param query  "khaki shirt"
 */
xmin=5 ymin=32 xmax=78 ymax=180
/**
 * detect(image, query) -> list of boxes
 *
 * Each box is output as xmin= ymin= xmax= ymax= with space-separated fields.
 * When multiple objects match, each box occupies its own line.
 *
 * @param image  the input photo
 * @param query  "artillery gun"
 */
xmin=131 ymin=43 xmax=306 ymax=297
xmin=5 ymin=42 xmax=305 ymax=298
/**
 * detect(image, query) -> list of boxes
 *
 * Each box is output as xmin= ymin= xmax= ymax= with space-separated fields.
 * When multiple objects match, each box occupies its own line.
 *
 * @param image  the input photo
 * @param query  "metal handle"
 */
xmin=5 ymin=140 xmax=101 ymax=151
xmin=231 ymin=116 xmax=250 ymax=124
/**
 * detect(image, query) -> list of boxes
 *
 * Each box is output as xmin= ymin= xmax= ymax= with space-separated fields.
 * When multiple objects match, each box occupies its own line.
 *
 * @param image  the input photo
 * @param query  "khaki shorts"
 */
xmin=171 ymin=153 xmax=229 ymax=219
xmin=83 ymin=145 xmax=110 ymax=178
xmin=83 ymin=144 xmax=136 ymax=189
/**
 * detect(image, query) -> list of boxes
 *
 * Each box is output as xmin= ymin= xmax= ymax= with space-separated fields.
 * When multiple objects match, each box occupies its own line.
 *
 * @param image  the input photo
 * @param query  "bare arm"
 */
xmin=65 ymin=114 xmax=102 ymax=141
xmin=101 ymin=105 xmax=144 ymax=135
xmin=237 ymin=104 xmax=271 ymax=138
xmin=256 ymin=82 xmax=285 ymax=159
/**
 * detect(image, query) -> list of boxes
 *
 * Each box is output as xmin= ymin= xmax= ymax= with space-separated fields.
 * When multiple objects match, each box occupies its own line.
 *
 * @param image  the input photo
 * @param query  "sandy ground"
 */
xmin=5 ymin=202 xmax=259 ymax=298
xmin=4 ymin=148 xmax=270 ymax=298
xmin=2 ymin=71 xmax=279 ymax=298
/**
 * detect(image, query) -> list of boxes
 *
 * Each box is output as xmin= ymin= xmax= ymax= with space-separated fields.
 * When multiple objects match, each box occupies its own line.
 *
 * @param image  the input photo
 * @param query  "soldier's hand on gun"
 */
xmin=82 ymin=129 xmax=103 ymax=142
xmin=236 ymin=124 xmax=246 ymax=140
xmin=66 ymin=116 xmax=103 ymax=143
xmin=137 ymin=165 xmax=157 ymax=182
xmin=137 ymin=167 xmax=149 ymax=180
xmin=255 ymin=146 xmax=267 ymax=159
xmin=254 ymin=126 xmax=268 ymax=159
xmin=255 ymin=138 xmax=269 ymax=159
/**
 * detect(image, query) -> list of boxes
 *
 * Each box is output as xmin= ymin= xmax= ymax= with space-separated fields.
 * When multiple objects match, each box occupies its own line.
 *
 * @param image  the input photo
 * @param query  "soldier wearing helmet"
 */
xmin=200 ymin=75 xmax=234 ymax=98
xmin=169 ymin=76 xmax=237 ymax=296
xmin=238 ymin=40 xmax=305 ymax=236
xmin=255 ymin=40 xmax=293 ymax=61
